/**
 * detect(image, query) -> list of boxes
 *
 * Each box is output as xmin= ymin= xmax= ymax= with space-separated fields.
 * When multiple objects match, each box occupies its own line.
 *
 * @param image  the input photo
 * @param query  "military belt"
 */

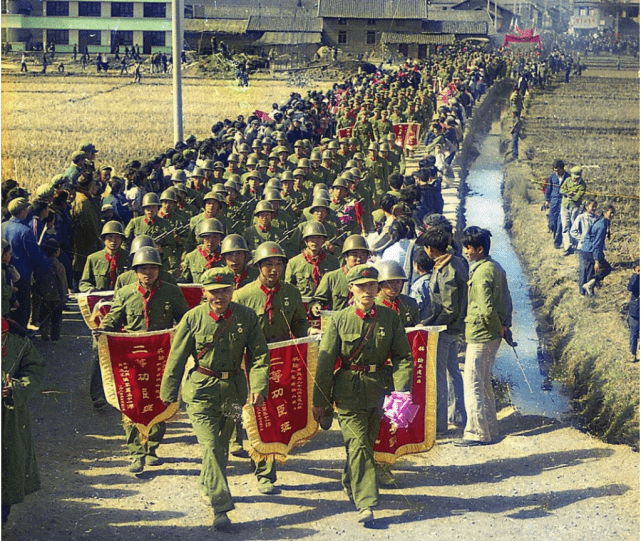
xmin=196 ymin=366 xmax=242 ymax=379
xmin=341 ymin=363 xmax=381 ymax=373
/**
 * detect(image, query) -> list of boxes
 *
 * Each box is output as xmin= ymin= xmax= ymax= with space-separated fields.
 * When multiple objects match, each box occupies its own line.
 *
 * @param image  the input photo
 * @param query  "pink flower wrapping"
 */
xmin=383 ymin=391 xmax=420 ymax=429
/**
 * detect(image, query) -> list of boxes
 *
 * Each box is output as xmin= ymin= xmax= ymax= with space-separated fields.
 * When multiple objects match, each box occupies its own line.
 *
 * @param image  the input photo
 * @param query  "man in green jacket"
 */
xmin=160 ymin=268 xmax=270 ymax=531
xmin=457 ymin=226 xmax=512 ymax=447
xmin=559 ymin=166 xmax=587 ymax=255
xmin=313 ymin=265 xmax=413 ymax=525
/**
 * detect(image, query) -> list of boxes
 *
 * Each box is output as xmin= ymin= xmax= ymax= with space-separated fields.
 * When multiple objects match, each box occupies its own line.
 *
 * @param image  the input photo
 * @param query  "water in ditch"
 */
xmin=464 ymin=127 xmax=570 ymax=420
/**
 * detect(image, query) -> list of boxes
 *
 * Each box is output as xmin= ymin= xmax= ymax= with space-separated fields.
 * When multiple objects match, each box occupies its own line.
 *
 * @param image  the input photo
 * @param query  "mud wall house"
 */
xmin=317 ymin=0 xmax=428 ymax=57
xmin=569 ymin=0 xmax=640 ymax=36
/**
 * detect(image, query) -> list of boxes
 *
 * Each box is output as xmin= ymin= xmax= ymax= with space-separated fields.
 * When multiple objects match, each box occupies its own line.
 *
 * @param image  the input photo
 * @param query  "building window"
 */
xmin=78 ymin=29 xmax=101 ymax=45
xmin=367 ymin=31 xmax=375 ymax=44
xmin=144 ymin=2 xmax=166 ymax=18
xmin=338 ymin=30 xmax=347 ymax=44
xmin=112 ymin=30 xmax=133 ymax=46
xmin=47 ymin=29 xmax=69 ymax=44
xmin=367 ymin=19 xmax=376 ymax=25
xmin=78 ymin=1 xmax=101 ymax=16
xmin=111 ymin=2 xmax=134 ymax=17
xmin=338 ymin=18 xmax=347 ymax=25
xmin=143 ymin=30 xmax=165 ymax=46
xmin=45 ymin=1 xmax=69 ymax=16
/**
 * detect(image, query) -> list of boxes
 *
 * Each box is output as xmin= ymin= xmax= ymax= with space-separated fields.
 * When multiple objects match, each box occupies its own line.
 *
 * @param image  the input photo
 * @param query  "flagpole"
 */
xmin=172 ymin=0 xmax=184 ymax=144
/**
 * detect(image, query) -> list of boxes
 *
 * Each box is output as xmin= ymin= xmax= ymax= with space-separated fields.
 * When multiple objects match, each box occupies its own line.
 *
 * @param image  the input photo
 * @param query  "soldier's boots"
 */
xmin=230 ymin=442 xmax=249 ymax=458
xmin=257 ymin=479 xmax=280 ymax=495
xmin=213 ymin=512 xmax=232 ymax=532
xmin=357 ymin=508 xmax=373 ymax=525
xmin=129 ymin=457 xmax=144 ymax=474
xmin=146 ymin=452 xmax=161 ymax=466
xmin=375 ymin=463 xmax=396 ymax=486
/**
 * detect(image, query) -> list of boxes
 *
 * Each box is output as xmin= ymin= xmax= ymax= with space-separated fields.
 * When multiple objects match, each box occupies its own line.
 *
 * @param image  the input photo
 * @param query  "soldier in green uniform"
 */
xmin=114 ymin=237 xmax=179 ymax=290
xmin=364 ymin=142 xmax=390 ymax=203
xmin=160 ymin=268 xmax=270 ymax=531
xmin=221 ymin=234 xmax=258 ymax=290
xmin=1 ymin=319 xmax=46 ymax=525
xmin=312 ymin=265 xmax=413 ymax=525
xmin=79 ymin=221 xmax=128 ymax=293
xmin=180 ymin=218 xmax=226 ymax=284
xmin=375 ymin=261 xmax=420 ymax=327
xmin=158 ymin=188 xmax=188 ymax=263
xmin=124 ymin=193 xmax=178 ymax=272
xmin=174 ymin=184 xmax=200 ymax=219
xmin=352 ymin=113 xmax=374 ymax=152
xmin=285 ymin=222 xmax=340 ymax=297
xmin=184 ymin=192 xmax=231 ymax=254
xmin=242 ymin=201 xmax=284 ymax=255
xmin=259 ymin=190 xmax=295 ymax=234
xmin=233 ymin=241 xmax=318 ymax=494
xmin=310 ymin=234 xmax=371 ymax=314
xmin=98 ymin=246 xmax=189 ymax=473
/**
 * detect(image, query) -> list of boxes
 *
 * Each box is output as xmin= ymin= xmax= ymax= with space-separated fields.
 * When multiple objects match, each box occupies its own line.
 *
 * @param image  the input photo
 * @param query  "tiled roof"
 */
xmin=254 ymin=31 xmax=323 ymax=44
xmin=246 ymin=15 xmax=323 ymax=32
xmin=381 ymin=32 xmax=456 ymax=44
xmin=184 ymin=18 xmax=249 ymax=33
xmin=318 ymin=0 xmax=428 ymax=19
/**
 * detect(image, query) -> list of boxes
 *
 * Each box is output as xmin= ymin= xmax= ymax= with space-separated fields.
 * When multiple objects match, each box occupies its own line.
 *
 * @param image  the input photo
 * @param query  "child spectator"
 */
xmin=628 ymin=262 xmax=640 ymax=363
xmin=35 ymin=240 xmax=67 ymax=341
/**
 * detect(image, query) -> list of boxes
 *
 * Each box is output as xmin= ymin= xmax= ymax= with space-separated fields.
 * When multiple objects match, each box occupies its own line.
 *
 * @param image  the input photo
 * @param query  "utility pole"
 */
xmin=172 ymin=0 xmax=184 ymax=144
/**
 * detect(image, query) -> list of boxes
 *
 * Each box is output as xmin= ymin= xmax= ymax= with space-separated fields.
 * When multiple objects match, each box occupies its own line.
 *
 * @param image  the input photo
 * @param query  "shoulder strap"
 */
xmin=195 ymin=310 xmax=236 ymax=361
xmin=345 ymin=312 xmax=378 ymax=365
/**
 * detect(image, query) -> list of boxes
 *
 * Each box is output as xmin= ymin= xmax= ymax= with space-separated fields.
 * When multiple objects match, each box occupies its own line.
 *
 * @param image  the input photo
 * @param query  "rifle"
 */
xmin=153 ymin=223 xmax=190 ymax=244
xmin=227 ymin=198 xmax=253 ymax=220
xmin=327 ymin=229 xmax=349 ymax=247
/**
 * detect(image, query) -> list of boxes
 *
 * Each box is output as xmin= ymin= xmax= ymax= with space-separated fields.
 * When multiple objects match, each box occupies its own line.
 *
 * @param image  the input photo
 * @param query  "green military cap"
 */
xmin=346 ymin=264 xmax=378 ymax=285
xmin=309 ymin=197 xmax=330 ymax=210
xmin=266 ymin=178 xmax=282 ymax=190
xmin=35 ymin=183 xmax=55 ymax=199
xmin=268 ymin=151 xmax=279 ymax=160
xmin=213 ymin=161 xmax=225 ymax=170
xmin=201 ymin=268 xmax=235 ymax=291
xmin=258 ymin=160 xmax=269 ymax=169
xmin=7 ymin=197 xmax=30 ymax=214
xmin=571 ymin=166 xmax=582 ymax=178
xmin=274 ymin=145 xmax=289 ymax=154
xmin=228 ymin=174 xmax=241 ymax=184
xmin=310 ymin=151 xmax=322 ymax=161
xmin=71 ymin=150 xmax=86 ymax=163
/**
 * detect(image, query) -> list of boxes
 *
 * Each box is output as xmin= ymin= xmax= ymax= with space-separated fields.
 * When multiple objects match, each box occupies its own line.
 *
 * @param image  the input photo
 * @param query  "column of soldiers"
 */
xmin=2 ymin=42 xmax=528 ymax=529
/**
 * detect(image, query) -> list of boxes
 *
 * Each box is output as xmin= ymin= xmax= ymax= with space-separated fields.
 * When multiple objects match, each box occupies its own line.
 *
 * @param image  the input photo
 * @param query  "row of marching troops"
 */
xmin=1 ymin=41 xmax=527 ymax=529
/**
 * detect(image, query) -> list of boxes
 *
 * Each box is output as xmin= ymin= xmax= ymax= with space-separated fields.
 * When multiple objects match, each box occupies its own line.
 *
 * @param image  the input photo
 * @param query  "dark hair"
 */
xmin=52 ymin=191 xmax=68 ymax=206
xmin=389 ymin=172 xmax=404 ymax=190
xmin=400 ymin=184 xmax=421 ymax=205
xmin=553 ymin=159 xmax=565 ymax=169
xmin=414 ymin=245 xmax=434 ymax=273
xmin=30 ymin=200 xmax=49 ymax=217
xmin=42 ymin=239 xmax=60 ymax=257
xmin=379 ymin=194 xmax=399 ymax=214
xmin=461 ymin=226 xmax=491 ymax=254
xmin=417 ymin=227 xmax=451 ymax=253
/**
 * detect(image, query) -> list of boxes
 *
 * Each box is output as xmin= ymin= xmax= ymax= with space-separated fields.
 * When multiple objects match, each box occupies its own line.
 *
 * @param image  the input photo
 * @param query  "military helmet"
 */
xmin=212 ymin=182 xmax=228 ymax=195
xmin=379 ymin=143 xmax=390 ymax=152
xmin=221 ymin=234 xmax=250 ymax=255
xmin=294 ymin=140 xmax=304 ymax=148
xmin=264 ymin=189 xmax=282 ymax=202
xmin=341 ymin=234 xmax=371 ymax=256
xmin=239 ymin=143 xmax=251 ymax=153
xmin=298 ymin=158 xmax=311 ymax=168
xmin=258 ymin=160 xmax=269 ymax=169
xmin=198 ymin=218 xmax=225 ymax=237
xmin=254 ymin=200 xmax=275 ymax=216
xmin=346 ymin=159 xmax=358 ymax=168
xmin=132 ymin=246 xmax=162 ymax=268
xmin=269 ymin=151 xmax=279 ymax=160
xmin=36 ymin=183 xmax=55 ymax=200
xmin=322 ymin=150 xmax=333 ymax=160
xmin=386 ymin=133 xmax=396 ymax=141
xmin=228 ymin=153 xmax=240 ymax=163
xmin=309 ymin=197 xmax=330 ymax=210
xmin=129 ymin=235 xmax=155 ymax=256
xmin=266 ymin=178 xmax=282 ymax=190
xmin=142 ymin=193 xmax=161 ymax=208
xmin=332 ymin=178 xmax=349 ymax=190
xmin=228 ymin=174 xmax=242 ymax=184
xmin=246 ymin=155 xmax=259 ymax=166
xmin=302 ymin=221 xmax=328 ymax=239
xmin=191 ymin=166 xmax=206 ymax=178
xmin=328 ymin=140 xmax=340 ymax=150
xmin=377 ymin=260 xmax=407 ymax=282
xmin=202 ymin=191 xmax=220 ymax=204
xmin=224 ymin=180 xmax=239 ymax=192
xmin=340 ymin=171 xmax=354 ymax=182
xmin=354 ymin=152 xmax=364 ymax=160
xmin=203 ymin=159 xmax=216 ymax=170
xmin=160 ymin=188 xmax=178 ymax=202
xmin=213 ymin=161 xmax=225 ymax=170
xmin=368 ymin=142 xmax=378 ymax=151
xmin=350 ymin=167 xmax=362 ymax=178
xmin=171 ymin=170 xmax=188 ymax=183
xmin=173 ymin=183 xmax=188 ymax=195
xmin=252 ymin=139 xmax=262 ymax=149
xmin=280 ymin=170 xmax=294 ymax=182
xmin=275 ymin=145 xmax=288 ymax=154
xmin=310 ymin=151 xmax=322 ymax=161
xmin=253 ymin=241 xmax=286 ymax=265
xmin=293 ymin=168 xmax=306 ymax=178
xmin=313 ymin=183 xmax=328 ymax=194
xmin=100 ymin=220 xmax=125 ymax=238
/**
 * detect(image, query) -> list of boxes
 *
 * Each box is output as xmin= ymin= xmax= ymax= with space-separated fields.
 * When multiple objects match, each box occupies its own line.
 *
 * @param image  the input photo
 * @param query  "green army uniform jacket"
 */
xmin=364 ymin=155 xmax=390 ymax=199
xmin=101 ymin=280 xmax=189 ymax=332
xmin=311 ymin=266 xmax=350 ymax=311
xmin=160 ymin=301 xmax=270 ymax=406
xmin=352 ymin=121 xmax=375 ymax=150
xmin=313 ymin=305 xmax=413 ymax=411
xmin=233 ymin=279 xmax=310 ymax=343
xmin=180 ymin=246 xmax=225 ymax=284
xmin=266 ymin=165 xmax=284 ymax=179
xmin=176 ymin=200 xmax=199 ymax=219
xmin=185 ymin=186 xmax=204 ymax=209
xmin=389 ymin=112 xmax=407 ymax=124
xmin=375 ymin=119 xmax=394 ymax=140
xmin=285 ymin=250 xmax=340 ymax=297
xmin=560 ymin=177 xmax=586 ymax=210
xmin=79 ymin=248 xmax=128 ymax=292
xmin=321 ymin=162 xmax=341 ymax=182
xmin=242 ymin=224 xmax=285 ymax=254
xmin=124 ymin=215 xmax=177 ymax=269
xmin=2 ymin=331 xmax=46 ymax=505
xmin=310 ymin=166 xmax=332 ymax=187
xmin=465 ymin=256 xmax=512 ymax=343
xmin=71 ymin=190 xmax=102 ymax=272
xmin=422 ymin=253 xmax=468 ymax=336
xmin=184 ymin=212 xmax=232 ymax=254
xmin=231 ymin=265 xmax=259 ymax=290
xmin=375 ymin=293 xmax=420 ymax=328
xmin=159 ymin=208 xmax=188 ymax=260
xmin=350 ymin=184 xmax=374 ymax=232
xmin=390 ymin=144 xmax=406 ymax=175
xmin=253 ymin=209 xmax=294 ymax=234
xmin=114 ymin=268 xmax=178 ymax=290
xmin=290 ymin=218 xmax=339 ymax=254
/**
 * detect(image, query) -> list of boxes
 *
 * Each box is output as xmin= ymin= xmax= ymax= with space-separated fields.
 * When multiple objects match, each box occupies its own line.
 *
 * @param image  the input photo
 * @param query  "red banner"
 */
xmin=504 ymin=34 xmax=542 ymax=49
xmin=393 ymin=123 xmax=421 ymax=149
xmin=405 ymin=123 xmax=421 ymax=148
xmin=338 ymin=127 xmax=353 ymax=139
xmin=98 ymin=329 xmax=179 ymax=439
xmin=254 ymin=109 xmax=272 ymax=122
xmin=178 ymin=284 xmax=203 ymax=310
xmin=393 ymin=123 xmax=409 ymax=148
xmin=243 ymin=335 xmax=320 ymax=462
xmin=374 ymin=327 xmax=438 ymax=464
xmin=78 ymin=291 xmax=114 ymax=329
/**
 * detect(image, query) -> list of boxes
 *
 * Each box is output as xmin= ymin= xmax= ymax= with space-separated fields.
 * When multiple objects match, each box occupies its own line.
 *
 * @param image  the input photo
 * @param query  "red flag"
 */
xmin=405 ymin=123 xmax=421 ymax=148
xmin=78 ymin=291 xmax=114 ymax=329
xmin=338 ymin=127 xmax=353 ymax=139
xmin=254 ymin=110 xmax=272 ymax=122
xmin=178 ymin=284 xmax=204 ymax=310
xmin=393 ymin=123 xmax=409 ymax=148
xmin=98 ymin=329 xmax=179 ymax=439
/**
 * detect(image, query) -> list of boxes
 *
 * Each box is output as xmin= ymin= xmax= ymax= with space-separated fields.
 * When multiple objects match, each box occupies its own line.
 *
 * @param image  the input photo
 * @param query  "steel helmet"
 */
xmin=302 ymin=221 xmax=328 ymax=239
xmin=100 ymin=220 xmax=125 ymax=238
xmin=160 ymin=188 xmax=178 ymax=202
xmin=264 ymin=189 xmax=282 ymax=202
xmin=292 ymin=168 xmax=306 ymax=178
xmin=228 ymin=174 xmax=242 ymax=184
xmin=239 ymin=143 xmax=251 ymax=153
xmin=198 ymin=218 xmax=225 ymax=237
xmin=203 ymin=159 xmax=216 ymax=170
xmin=132 ymin=246 xmax=162 ymax=267
xmin=379 ymin=143 xmax=390 ymax=152
xmin=252 ymin=138 xmax=262 ymax=148
xmin=350 ymin=167 xmax=362 ymax=178
xmin=253 ymin=241 xmax=286 ymax=265
xmin=377 ymin=260 xmax=407 ymax=282
xmin=246 ymin=155 xmax=259 ymax=166
xmin=322 ymin=150 xmax=333 ymax=160
xmin=227 ymin=153 xmax=240 ymax=163
xmin=224 ymin=180 xmax=239 ymax=192
xmin=266 ymin=178 xmax=282 ymax=190
xmin=332 ymin=178 xmax=349 ymax=190
xmin=171 ymin=170 xmax=188 ymax=183
xmin=309 ymin=197 xmax=330 ymax=210
xmin=212 ymin=182 xmax=228 ymax=195
xmin=328 ymin=140 xmax=340 ymax=150
xmin=254 ymin=201 xmax=275 ymax=216
xmin=310 ymin=151 xmax=322 ymax=161
xmin=298 ymin=158 xmax=311 ymax=168
xmin=280 ymin=170 xmax=294 ymax=182
xmin=130 ymin=235 xmax=154 ymax=256
xmin=191 ymin=166 xmax=206 ymax=178
xmin=220 ymin=234 xmax=250 ymax=255
xmin=341 ymin=234 xmax=371 ymax=256
xmin=346 ymin=159 xmax=358 ymax=168
xmin=313 ymin=183 xmax=328 ymax=194
xmin=142 ymin=193 xmax=161 ymax=207
xmin=368 ymin=142 xmax=379 ymax=151
xmin=202 ymin=191 xmax=220 ymax=205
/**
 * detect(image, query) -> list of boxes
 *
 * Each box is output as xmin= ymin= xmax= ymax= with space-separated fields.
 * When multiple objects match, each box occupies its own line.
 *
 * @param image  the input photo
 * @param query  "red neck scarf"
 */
xmin=159 ymin=210 xmax=171 ymax=219
xmin=234 ymin=268 xmax=249 ymax=290
xmin=137 ymin=280 xmax=161 ymax=329
xmin=209 ymin=308 xmax=232 ymax=323
xmin=144 ymin=217 xmax=156 ymax=226
xmin=104 ymin=251 xmax=121 ymax=289
xmin=355 ymin=307 xmax=377 ymax=320
xmin=198 ymin=245 xmax=222 ymax=269
xmin=260 ymin=282 xmax=281 ymax=324
xmin=303 ymin=250 xmax=326 ymax=288
xmin=259 ymin=224 xmax=270 ymax=233
xmin=382 ymin=297 xmax=401 ymax=314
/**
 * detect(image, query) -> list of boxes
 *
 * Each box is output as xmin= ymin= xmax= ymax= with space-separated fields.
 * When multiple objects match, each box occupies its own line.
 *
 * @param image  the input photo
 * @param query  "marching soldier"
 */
xmin=184 ymin=192 xmax=231 ymax=254
xmin=159 ymin=188 xmax=188 ymax=263
xmin=180 ymin=218 xmax=226 ymax=284
xmin=375 ymin=260 xmax=420 ymax=328
xmin=98 ymin=246 xmax=189 ymax=474
xmin=114 ymin=236 xmax=178 ymax=290
xmin=79 ymin=221 xmax=128 ymax=293
xmin=160 ymin=268 xmax=270 ymax=532
xmin=312 ymin=264 xmax=413 ymax=525
xmin=242 ymin=201 xmax=284 ymax=255
xmin=221 ymin=234 xmax=258 ymax=290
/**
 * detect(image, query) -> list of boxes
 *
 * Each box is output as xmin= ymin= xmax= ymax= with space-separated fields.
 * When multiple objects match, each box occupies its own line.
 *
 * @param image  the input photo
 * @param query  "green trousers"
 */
xmin=336 ymin=406 xmax=382 ymax=511
xmin=186 ymin=402 xmax=236 ymax=513
xmin=252 ymin=457 xmax=277 ymax=485
xmin=124 ymin=421 xmax=166 ymax=458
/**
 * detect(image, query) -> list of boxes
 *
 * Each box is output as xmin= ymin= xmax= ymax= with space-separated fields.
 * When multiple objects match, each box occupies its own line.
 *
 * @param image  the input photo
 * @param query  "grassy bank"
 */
xmin=501 ymin=71 xmax=640 ymax=448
